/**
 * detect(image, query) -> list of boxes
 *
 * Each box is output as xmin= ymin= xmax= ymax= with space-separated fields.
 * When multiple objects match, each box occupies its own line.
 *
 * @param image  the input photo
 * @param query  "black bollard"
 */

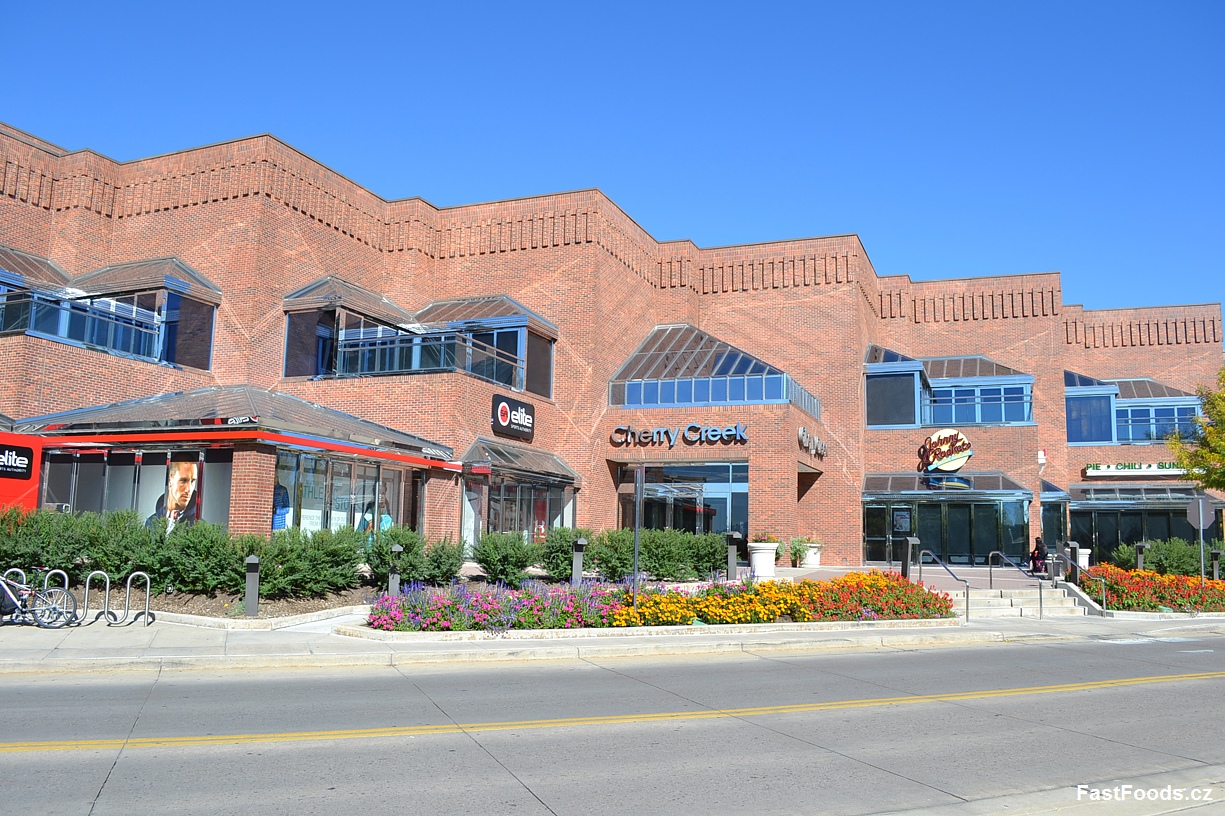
xmin=245 ymin=555 xmax=259 ymax=618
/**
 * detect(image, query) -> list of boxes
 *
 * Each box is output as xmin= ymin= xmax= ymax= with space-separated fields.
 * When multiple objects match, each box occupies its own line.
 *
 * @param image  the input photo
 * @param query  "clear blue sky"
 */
xmin=3 ymin=1 xmax=1221 ymax=312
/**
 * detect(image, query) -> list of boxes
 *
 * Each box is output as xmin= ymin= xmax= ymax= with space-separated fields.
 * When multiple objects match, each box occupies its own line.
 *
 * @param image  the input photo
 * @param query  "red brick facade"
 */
xmin=1 ymin=122 xmax=1220 ymax=561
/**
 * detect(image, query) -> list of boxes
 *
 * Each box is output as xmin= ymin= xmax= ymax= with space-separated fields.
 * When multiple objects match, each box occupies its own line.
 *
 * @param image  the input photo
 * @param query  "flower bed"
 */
xmin=368 ymin=572 xmax=953 ymax=632
xmin=1075 ymin=564 xmax=1225 ymax=613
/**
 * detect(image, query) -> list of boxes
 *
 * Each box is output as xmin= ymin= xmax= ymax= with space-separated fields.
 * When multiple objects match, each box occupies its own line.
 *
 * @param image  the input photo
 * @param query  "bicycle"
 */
xmin=1 ymin=571 xmax=78 ymax=629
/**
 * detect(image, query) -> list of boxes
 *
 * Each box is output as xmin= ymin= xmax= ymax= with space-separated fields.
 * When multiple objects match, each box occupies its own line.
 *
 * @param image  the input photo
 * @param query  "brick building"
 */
xmin=0 ymin=121 xmax=1220 ymax=566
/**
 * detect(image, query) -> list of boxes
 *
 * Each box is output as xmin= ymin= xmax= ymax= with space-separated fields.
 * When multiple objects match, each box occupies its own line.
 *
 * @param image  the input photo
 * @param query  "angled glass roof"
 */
xmin=613 ymin=325 xmax=782 ymax=382
xmin=1065 ymin=370 xmax=1109 ymax=388
xmin=283 ymin=276 xmax=419 ymax=329
xmin=864 ymin=345 xmax=916 ymax=364
xmin=462 ymin=438 xmax=579 ymax=485
xmin=923 ymin=356 xmax=1025 ymax=379
xmin=415 ymin=295 xmax=558 ymax=340
xmin=15 ymin=385 xmax=452 ymax=460
xmin=72 ymin=257 xmax=222 ymax=305
xmin=1041 ymin=480 xmax=1072 ymax=501
xmin=0 ymin=243 xmax=70 ymax=290
xmin=1107 ymin=378 xmax=1196 ymax=400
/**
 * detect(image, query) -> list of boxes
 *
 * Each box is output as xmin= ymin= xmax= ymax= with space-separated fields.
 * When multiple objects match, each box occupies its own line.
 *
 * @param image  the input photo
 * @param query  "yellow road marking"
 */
xmin=5 ymin=670 xmax=1224 ymax=753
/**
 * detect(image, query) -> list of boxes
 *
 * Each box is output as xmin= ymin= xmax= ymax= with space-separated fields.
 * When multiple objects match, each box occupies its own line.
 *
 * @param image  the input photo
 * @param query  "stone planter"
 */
xmin=747 ymin=542 xmax=777 ymax=580
xmin=802 ymin=549 xmax=822 ymax=569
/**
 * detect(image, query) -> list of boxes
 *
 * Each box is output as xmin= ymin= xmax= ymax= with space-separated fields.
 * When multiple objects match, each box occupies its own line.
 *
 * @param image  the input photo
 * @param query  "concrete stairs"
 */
xmin=945 ymin=586 xmax=1084 ymax=618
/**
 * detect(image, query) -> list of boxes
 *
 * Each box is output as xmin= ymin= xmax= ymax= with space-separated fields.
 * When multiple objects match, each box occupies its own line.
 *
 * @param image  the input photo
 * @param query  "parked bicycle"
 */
xmin=1 ymin=570 xmax=78 ymax=629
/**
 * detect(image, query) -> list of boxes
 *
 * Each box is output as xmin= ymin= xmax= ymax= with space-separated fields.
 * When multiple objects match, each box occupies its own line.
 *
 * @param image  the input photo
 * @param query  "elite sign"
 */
xmin=0 ymin=445 xmax=33 ymax=480
xmin=492 ymin=395 xmax=534 ymax=441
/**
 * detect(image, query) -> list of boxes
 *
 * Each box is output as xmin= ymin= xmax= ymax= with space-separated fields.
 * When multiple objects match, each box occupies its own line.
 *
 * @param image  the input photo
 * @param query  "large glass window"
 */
xmin=866 ymin=373 xmax=919 ymax=427
xmin=929 ymin=383 xmax=1032 ymax=425
xmin=617 ymin=463 xmax=747 ymax=537
xmin=1116 ymin=404 xmax=1199 ymax=443
xmin=1066 ymin=395 xmax=1115 ymax=444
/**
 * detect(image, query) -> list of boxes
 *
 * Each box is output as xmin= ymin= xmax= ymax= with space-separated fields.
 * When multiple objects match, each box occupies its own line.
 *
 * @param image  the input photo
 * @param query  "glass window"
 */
xmin=74 ymin=454 xmax=106 ymax=514
xmin=275 ymin=452 xmax=298 ymax=530
xmin=954 ymin=388 xmax=976 ymax=424
xmin=525 ymin=331 xmax=553 ymax=398
xmin=1066 ymin=395 xmax=1114 ymax=443
xmin=1003 ymin=387 xmax=1027 ymax=422
xmin=693 ymin=379 xmax=710 ymax=402
xmin=659 ymin=380 xmax=676 ymax=404
xmin=867 ymin=373 xmax=917 ymax=427
xmin=711 ymin=378 xmax=728 ymax=403
xmin=104 ymin=453 xmax=137 ymax=512
xmin=643 ymin=380 xmax=659 ymax=405
xmin=729 ymin=377 xmax=745 ymax=402
xmin=765 ymin=375 xmax=783 ymax=400
xmin=677 ymin=379 xmax=693 ymax=403
xmin=626 ymin=381 xmax=642 ymax=405
xmin=329 ymin=462 xmax=353 ymax=530
xmin=298 ymin=455 xmax=327 ymax=532
xmin=979 ymin=388 xmax=1003 ymax=423
xmin=163 ymin=294 xmax=214 ymax=370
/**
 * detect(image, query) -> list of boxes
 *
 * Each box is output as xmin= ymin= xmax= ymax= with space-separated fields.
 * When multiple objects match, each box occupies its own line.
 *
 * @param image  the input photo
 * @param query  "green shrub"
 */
xmin=540 ymin=527 xmax=594 ymax=581
xmin=366 ymin=526 xmax=428 ymax=586
xmin=1111 ymin=543 xmax=1137 ymax=570
xmin=1146 ymin=538 xmax=1200 ymax=576
xmin=640 ymin=529 xmax=693 ymax=580
xmin=160 ymin=521 xmax=244 ymax=594
xmin=588 ymin=528 xmax=634 ymax=581
xmin=473 ymin=531 xmax=539 ymax=586
xmin=687 ymin=533 xmax=726 ymax=576
xmin=255 ymin=527 xmax=361 ymax=598
xmin=423 ymin=536 xmax=464 ymax=585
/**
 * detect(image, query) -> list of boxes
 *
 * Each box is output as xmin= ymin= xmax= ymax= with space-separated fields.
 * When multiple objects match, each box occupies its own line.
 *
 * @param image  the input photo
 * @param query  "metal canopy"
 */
xmin=462 ymin=438 xmax=579 ymax=485
xmin=1041 ymin=480 xmax=1072 ymax=502
xmin=863 ymin=472 xmax=1032 ymax=502
xmin=1069 ymin=483 xmax=1224 ymax=511
xmin=72 ymin=258 xmax=223 ymax=305
xmin=14 ymin=385 xmax=452 ymax=460
xmin=612 ymin=324 xmax=782 ymax=382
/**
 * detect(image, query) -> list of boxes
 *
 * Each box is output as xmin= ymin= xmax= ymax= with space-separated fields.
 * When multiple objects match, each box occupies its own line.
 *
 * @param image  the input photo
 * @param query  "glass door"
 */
xmin=863 ymin=505 xmax=888 ymax=562
xmin=946 ymin=504 xmax=972 ymax=565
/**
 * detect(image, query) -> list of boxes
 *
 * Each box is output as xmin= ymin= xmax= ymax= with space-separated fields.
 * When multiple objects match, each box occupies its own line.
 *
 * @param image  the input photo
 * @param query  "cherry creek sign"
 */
xmin=611 ymin=422 xmax=748 ymax=449
xmin=492 ymin=395 xmax=534 ymax=441
xmin=917 ymin=428 xmax=973 ymax=473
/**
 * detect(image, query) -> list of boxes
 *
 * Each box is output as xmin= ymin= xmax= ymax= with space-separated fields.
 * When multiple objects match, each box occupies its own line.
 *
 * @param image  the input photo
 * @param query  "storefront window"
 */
xmin=329 ymin=462 xmax=353 ymax=531
xmin=275 ymin=452 xmax=298 ymax=530
xmin=298 ymin=455 xmax=328 ymax=532
xmin=1066 ymin=395 xmax=1115 ymax=444
xmin=618 ymin=463 xmax=747 ymax=536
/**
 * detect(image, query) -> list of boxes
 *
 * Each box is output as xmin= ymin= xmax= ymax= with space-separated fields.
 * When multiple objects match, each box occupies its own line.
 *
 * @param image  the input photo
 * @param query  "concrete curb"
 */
xmin=148 ymin=605 xmax=372 ymax=630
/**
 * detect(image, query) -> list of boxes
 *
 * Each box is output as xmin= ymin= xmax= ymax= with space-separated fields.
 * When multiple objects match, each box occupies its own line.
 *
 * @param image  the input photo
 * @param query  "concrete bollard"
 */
xmin=1135 ymin=542 xmax=1148 ymax=571
xmin=571 ymin=538 xmax=586 ymax=587
xmin=726 ymin=531 xmax=742 ymax=582
xmin=389 ymin=544 xmax=403 ymax=596
xmin=1213 ymin=551 xmax=1221 ymax=582
xmin=245 ymin=555 xmax=259 ymax=618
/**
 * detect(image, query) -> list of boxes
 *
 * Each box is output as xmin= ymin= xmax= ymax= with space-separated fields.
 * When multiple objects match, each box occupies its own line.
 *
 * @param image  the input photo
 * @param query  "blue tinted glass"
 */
xmin=746 ymin=376 xmax=763 ymax=401
xmin=954 ymin=388 xmax=976 ymax=424
xmin=1177 ymin=407 xmax=1197 ymax=437
xmin=714 ymin=354 xmax=736 ymax=375
xmin=643 ymin=381 xmax=659 ymax=404
xmin=732 ymin=356 xmax=753 ymax=375
xmin=731 ymin=464 xmax=748 ymax=483
xmin=1131 ymin=407 xmax=1152 ymax=440
xmin=626 ymin=382 xmax=642 ymax=405
xmin=932 ymin=389 xmax=953 ymax=425
xmin=1116 ymin=409 xmax=1129 ymax=442
xmin=979 ymin=388 xmax=1003 ymax=423
xmin=765 ymin=375 xmax=783 ymax=400
xmin=694 ymin=378 xmax=710 ymax=402
xmin=712 ymin=378 xmax=728 ymax=402
xmin=729 ymin=377 xmax=746 ymax=401
xmin=1067 ymin=396 xmax=1114 ymax=443
xmin=677 ymin=379 xmax=693 ymax=404
xmin=1154 ymin=407 xmax=1176 ymax=441
xmin=659 ymin=380 xmax=676 ymax=404
xmin=1003 ymin=386 xmax=1026 ymax=422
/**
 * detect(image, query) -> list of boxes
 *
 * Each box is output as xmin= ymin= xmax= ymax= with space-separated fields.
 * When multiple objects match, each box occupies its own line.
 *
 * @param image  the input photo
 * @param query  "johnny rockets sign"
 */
xmin=917 ymin=429 xmax=973 ymax=473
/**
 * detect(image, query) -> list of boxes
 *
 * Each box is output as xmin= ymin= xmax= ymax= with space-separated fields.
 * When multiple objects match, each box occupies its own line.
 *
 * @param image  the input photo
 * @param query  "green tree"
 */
xmin=1167 ymin=367 xmax=1225 ymax=490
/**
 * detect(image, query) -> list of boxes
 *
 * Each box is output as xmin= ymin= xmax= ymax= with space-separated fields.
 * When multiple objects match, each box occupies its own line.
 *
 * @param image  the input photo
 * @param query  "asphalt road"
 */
xmin=4 ymin=635 xmax=1225 ymax=815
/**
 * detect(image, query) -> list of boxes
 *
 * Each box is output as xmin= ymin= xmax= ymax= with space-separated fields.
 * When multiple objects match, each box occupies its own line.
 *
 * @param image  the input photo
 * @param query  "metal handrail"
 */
xmin=918 ymin=550 xmax=972 ymax=620
xmin=988 ymin=551 xmax=1042 ymax=619
xmin=1051 ymin=552 xmax=1107 ymax=615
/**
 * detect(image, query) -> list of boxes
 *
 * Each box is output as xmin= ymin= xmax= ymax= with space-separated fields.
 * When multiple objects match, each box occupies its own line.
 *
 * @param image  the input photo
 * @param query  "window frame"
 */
xmin=926 ymin=374 xmax=1035 ymax=427
xmin=865 ymin=361 xmax=927 ymax=429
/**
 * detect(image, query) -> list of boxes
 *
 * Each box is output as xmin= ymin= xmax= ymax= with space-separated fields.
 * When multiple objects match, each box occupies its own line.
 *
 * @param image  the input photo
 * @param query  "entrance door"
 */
xmin=946 ymin=504 xmax=972 ymax=565
xmin=863 ymin=505 xmax=888 ymax=562
xmin=972 ymin=503 xmax=999 ymax=566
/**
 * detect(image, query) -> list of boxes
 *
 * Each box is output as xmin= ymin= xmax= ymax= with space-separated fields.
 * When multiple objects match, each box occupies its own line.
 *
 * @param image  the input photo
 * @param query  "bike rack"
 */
xmin=3 ymin=568 xmax=26 ymax=584
xmin=42 ymin=569 xmax=70 ymax=592
xmin=107 ymin=572 xmax=153 ymax=626
xmin=77 ymin=570 xmax=119 ymax=624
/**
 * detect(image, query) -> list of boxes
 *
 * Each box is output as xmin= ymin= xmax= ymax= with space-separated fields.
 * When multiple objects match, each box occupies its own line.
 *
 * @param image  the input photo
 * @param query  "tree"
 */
xmin=1167 ymin=366 xmax=1225 ymax=490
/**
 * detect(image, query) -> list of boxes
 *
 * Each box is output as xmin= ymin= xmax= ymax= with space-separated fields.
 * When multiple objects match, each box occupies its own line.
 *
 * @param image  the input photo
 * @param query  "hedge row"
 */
xmin=0 ymin=507 xmax=463 ymax=598
xmin=1109 ymin=537 xmax=1224 ymax=577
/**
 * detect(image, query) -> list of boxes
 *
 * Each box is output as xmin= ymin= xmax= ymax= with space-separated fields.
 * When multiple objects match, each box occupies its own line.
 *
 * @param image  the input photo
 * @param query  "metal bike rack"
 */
xmin=42 ymin=569 xmax=70 ymax=591
xmin=3 ymin=568 xmax=27 ymax=584
xmin=77 ymin=570 xmax=119 ymax=624
xmin=108 ymin=572 xmax=153 ymax=626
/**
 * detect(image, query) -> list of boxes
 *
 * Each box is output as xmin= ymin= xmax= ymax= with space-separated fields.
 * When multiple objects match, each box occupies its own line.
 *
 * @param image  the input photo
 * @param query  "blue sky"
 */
xmin=2 ymin=1 xmax=1221 ymax=312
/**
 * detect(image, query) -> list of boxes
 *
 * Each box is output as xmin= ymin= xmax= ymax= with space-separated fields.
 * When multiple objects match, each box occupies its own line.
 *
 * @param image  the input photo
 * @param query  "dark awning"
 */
xmin=863 ymin=472 xmax=1032 ymax=502
xmin=462 ymin=438 xmax=579 ymax=487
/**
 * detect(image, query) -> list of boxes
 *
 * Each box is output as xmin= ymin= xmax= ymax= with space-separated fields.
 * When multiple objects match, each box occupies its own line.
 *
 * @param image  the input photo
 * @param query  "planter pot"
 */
xmin=747 ymin=542 xmax=777 ymax=580
xmin=802 ymin=549 xmax=821 ymax=569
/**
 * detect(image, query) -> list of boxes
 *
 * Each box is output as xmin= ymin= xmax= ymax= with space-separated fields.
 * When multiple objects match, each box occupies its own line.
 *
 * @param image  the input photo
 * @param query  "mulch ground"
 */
xmin=81 ymin=586 xmax=380 ymax=620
